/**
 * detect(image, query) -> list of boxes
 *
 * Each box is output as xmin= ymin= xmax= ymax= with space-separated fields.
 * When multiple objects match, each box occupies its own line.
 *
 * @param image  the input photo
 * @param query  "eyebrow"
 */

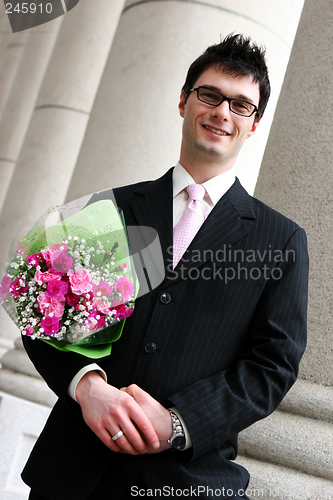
xmin=201 ymin=85 xmax=256 ymax=104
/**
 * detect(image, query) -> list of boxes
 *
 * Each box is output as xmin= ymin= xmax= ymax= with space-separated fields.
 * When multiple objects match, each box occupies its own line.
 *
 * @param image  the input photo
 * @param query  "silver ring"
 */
xmin=112 ymin=430 xmax=124 ymax=441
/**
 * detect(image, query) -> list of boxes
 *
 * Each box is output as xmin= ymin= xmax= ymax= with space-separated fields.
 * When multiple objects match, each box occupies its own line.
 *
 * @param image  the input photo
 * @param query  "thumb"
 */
xmin=124 ymin=384 xmax=147 ymax=402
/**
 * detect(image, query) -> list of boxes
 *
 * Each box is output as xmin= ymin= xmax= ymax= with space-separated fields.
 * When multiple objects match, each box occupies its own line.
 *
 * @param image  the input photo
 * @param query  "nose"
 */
xmin=212 ymin=99 xmax=230 ymax=120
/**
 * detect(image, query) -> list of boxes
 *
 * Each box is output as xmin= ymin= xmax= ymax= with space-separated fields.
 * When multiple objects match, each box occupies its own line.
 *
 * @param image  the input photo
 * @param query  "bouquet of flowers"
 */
xmin=0 ymin=196 xmax=137 ymax=358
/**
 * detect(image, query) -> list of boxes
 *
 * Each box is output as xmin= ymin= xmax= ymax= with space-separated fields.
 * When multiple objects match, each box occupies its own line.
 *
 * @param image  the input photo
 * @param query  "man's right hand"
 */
xmin=75 ymin=371 xmax=160 ymax=455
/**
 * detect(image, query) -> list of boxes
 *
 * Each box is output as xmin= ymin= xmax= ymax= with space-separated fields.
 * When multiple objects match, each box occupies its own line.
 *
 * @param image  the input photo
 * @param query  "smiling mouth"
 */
xmin=203 ymin=125 xmax=230 ymax=136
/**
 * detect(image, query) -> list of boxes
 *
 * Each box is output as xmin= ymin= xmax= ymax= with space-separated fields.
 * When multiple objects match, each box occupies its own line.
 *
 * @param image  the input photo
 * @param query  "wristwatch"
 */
xmin=167 ymin=409 xmax=186 ymax=450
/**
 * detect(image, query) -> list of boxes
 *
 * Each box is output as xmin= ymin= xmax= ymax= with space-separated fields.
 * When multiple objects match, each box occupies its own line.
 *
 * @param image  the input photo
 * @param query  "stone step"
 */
xmin=235 ymin=455 xmax=333 ymax=500
xmin=279 ymin=379 xmax=333 ymax=424
xmin=14 ymin=336 xmax=25 ymax=350
xmin=238 ymin=410 xmax=333 ymax=481
xmin=0 ymin=337 xmax=14 ymax=364
xmin=1 ymin=347 xmax=41 ymax=378
xmin=0 ymin=368 xmax=56 ymax=407
xmin=0 ymin=337 xmax=14 ymax=350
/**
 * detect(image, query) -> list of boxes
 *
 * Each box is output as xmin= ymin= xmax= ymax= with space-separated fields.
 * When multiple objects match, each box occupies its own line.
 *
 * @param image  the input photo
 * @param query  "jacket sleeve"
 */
xmin=22 ymin=334 xmax=111 ymax=406
xmin=166 ymin=227 xmax=309 ymax=461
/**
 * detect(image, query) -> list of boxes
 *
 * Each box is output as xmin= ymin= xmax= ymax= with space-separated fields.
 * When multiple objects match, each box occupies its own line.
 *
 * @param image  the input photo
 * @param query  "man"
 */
xmin=22 ymin=34 xmax=308 ymax=499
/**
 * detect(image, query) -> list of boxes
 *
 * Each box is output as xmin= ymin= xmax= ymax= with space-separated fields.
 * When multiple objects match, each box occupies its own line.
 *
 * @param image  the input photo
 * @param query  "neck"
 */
xmin=179 ymin=152 xmax=235 ymax=184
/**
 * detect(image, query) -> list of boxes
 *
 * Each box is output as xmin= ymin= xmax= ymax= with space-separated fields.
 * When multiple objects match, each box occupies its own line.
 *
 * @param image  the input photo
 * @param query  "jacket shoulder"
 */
xmin=228 ymin=178 xmax=306 ymax=237
xmin=252 ymin=195 xmax=305 ymax=235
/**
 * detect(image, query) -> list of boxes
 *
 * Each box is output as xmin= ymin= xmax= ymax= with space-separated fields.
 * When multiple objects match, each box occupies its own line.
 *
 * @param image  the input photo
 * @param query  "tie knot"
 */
xmin=186 ymin=183 xmax=205 ymax=202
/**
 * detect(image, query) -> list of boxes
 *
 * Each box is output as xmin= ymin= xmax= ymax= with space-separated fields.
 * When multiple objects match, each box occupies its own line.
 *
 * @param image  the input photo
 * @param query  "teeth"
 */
xmin=204 ymin=125 xmax=229 ymax=136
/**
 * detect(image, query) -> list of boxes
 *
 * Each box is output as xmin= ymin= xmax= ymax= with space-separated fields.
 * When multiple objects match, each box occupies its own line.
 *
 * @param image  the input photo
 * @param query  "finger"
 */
xmin=117 ymin=419 xmax=151 ymax=453
xmin=114 ymin=395 xmax=160 ymax=451
xmin=109 ymin=428 xmax=140 ymax=455
xmin=115 ymin=434 xmax=146 ymax=455
xmin=89 ymin=417 xmax=139 ymax=455
xmin=122 ymin=389 xmax=160 ymax=450
xmin=124 ymin=383 xmax=147 ymax=400
xmin=106 ymin=407 xmax=149 ymax=454
xmin=92 ymin=426 xmax=122 ymax=452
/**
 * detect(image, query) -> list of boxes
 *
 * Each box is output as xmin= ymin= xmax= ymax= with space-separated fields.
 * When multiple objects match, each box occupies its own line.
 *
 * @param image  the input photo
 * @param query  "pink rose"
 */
xmin=25 ymin=327 xmax=34 ymax=336
xmin=0 ymin=274 xmax=12 ymax=301
xmin=85 ymin=311 xmax=106 ymax=332
xmin=41 ymin=244 xmax=68 ymax=267
xmin=114 ymin=277 xmax=134 ymax=302
xmin=113 ymin=303 xmax=134 ymax=319
xmin=35 ymin=269 xmax=62 ymax=284
xmin=68 ymin=268 xmax=92 ymax=295
xmin=93 ymin=297 xmax=111 ymax=315
xmin=41 ymin=249 xmax=52 ymax=266
xmin=92 ymin=281 xmax=112 ymax=300
xmin=37 ymin=292 xmax=64 ymax=318
xmin=65 ymin=288 xmax=80 ymax=306
xmin=46 ymin=280 xmax=68 ymax=299
xmin=121 ymin=263 xmax=127 ymax=269
xmin=111 ymin=298 xmax=122 ymax=307
xmin=27 ymin=253 xmax=45 ymax=268
xmin=51 ymin=250 xmax=73 ymax=273
xmin=41 ymin=316 xmax=59 ymax=335
xmin=10 ymin=277 xmax=28 ymax=297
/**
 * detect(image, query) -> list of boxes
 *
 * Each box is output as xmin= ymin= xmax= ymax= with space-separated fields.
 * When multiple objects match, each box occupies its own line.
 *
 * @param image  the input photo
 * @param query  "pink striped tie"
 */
xmin=173 ymin=184 xmax=206 ymax=268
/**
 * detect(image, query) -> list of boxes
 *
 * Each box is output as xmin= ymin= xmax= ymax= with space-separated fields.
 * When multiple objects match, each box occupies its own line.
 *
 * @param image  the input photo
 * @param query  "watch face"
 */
xmin=172 ymin=436 xmax=186 ymax=450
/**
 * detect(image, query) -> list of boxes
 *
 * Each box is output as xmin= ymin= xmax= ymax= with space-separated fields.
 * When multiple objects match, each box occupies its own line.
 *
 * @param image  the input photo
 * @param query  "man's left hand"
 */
xmin=121 ymin=384 xmax=172 ymax=454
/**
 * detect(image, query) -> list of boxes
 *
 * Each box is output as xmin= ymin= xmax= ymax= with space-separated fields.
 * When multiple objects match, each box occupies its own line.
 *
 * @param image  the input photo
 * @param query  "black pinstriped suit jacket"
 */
xmin=22 ymin=168 xmax=309 ymax=499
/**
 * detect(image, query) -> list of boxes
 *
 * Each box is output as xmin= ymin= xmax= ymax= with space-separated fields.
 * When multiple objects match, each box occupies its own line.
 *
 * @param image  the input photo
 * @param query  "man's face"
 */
xmin=179 ymin=66 xmax=260 ymax=172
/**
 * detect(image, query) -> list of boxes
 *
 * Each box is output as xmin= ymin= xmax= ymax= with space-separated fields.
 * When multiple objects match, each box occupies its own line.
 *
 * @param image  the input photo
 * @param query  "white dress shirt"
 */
xmin=173 ymin=161 xmax=235 ymax=226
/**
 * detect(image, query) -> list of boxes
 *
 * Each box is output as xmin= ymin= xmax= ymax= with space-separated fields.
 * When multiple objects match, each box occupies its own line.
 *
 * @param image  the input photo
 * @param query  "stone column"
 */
xmin=0 ymin=0 xmax=125 ymax=293
xmin=236 ymin=1 xmax=333 ymax=496
xmin=65 ymin=0 xmax=304 ymax=203
xmin=0 ymin=6 xmax=28 ymax=119
xmin=254 ymin=0 xmax=333 ymax=388
xmin=0 ymin=8 xmax=29 ymax=352
xmin=0 ymin=18 xmax=63 ymax=213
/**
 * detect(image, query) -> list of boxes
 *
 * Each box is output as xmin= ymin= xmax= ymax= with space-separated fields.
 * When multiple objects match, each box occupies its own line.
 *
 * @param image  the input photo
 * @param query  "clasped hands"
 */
xmin=75 ymin=371 xmax=173 ymax=455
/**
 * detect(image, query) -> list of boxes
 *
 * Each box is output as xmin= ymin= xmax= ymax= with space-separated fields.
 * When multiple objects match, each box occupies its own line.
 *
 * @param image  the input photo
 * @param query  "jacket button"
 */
xmin=144 ymin=342 xmax=157 ymax=354
xmin=160 ymin=292 xmax=171 ymax=304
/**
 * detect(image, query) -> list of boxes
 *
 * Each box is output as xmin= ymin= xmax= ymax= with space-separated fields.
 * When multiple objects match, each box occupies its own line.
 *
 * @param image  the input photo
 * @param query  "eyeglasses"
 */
xmin=190 ymin=86 xmax=258 ymax=118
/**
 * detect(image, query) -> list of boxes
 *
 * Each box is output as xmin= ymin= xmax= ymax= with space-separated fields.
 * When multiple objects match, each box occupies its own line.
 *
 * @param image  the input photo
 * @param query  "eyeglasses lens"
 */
xmin=197 ymin=88 xmax=255 ymax=117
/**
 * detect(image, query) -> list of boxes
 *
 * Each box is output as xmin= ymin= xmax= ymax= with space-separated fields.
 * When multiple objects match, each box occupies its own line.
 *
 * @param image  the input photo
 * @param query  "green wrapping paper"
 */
xmin=1 ymin=199 xmax=138 ymax=358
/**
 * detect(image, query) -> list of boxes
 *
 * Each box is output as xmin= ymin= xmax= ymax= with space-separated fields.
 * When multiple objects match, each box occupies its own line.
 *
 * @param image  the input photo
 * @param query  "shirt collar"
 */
xmin=172 ymin=161 xmax=236 ymax=206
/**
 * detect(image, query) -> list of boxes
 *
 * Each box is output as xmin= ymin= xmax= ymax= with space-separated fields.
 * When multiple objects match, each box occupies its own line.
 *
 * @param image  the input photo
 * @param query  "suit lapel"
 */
xmin=164 ymin=178 xmax=256 ymax=285
xmin=126 ymin=171 xmax=256 ymax=287
xmin=128 ymin=168 xmax=173 ymax=267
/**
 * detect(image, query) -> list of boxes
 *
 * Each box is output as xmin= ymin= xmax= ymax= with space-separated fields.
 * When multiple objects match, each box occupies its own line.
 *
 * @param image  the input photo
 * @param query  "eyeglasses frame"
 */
xmin=189 ymin=86 xmax=259 ymax=118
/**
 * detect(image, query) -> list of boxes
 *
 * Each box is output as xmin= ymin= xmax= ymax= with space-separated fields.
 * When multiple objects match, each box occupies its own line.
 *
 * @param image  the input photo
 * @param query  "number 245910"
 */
xmin=6 ymin=3 xmax=53 ymax=14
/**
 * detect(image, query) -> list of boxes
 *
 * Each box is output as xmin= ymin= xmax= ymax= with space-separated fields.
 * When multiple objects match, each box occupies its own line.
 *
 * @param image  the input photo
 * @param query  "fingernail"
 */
xmin=152 ymin=441 xmax=160 ymax=449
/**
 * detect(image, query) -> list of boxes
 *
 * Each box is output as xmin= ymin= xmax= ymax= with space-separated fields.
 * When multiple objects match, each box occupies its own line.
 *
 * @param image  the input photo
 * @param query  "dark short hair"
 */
xmin=182 ymin=34 xmax=271 ymax=122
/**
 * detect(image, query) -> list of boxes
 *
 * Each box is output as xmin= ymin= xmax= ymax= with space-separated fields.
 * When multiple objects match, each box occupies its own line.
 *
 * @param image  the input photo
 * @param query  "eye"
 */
xmin=233 ymin=101 xmax=250 ymax=110
xmin=232 ymin=100 xmax=253 ymax=113
xmin=200 ymin=90 xmax=221 ymax=103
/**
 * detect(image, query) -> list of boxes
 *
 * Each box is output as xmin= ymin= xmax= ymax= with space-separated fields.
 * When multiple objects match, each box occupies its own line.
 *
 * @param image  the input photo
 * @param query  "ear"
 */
xmin=247 ymin=118 xmax=260 ymax=139
xmin=178 ymin=92 xmax=186 ymax=118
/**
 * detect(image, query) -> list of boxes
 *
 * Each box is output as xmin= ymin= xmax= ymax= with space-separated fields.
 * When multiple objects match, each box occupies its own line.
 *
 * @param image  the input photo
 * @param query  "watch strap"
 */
xmin=167 ymin=408 xmax=186 ymax=450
